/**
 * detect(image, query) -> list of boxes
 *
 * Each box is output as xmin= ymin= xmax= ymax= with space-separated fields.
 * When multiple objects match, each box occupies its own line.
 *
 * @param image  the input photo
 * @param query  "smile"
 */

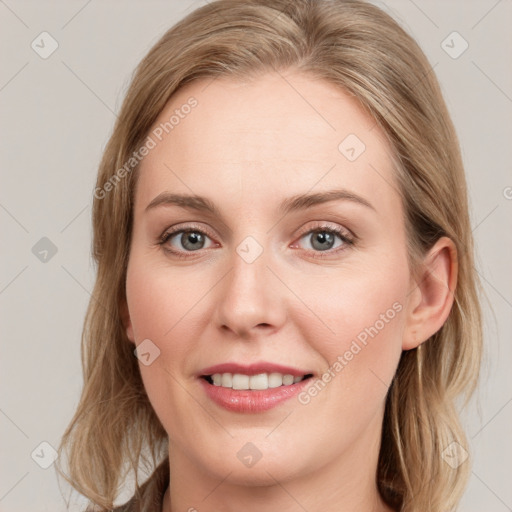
xmin=204 ymin=372 xmax=311 ymax=390
xmin=198 ymin=362 xmax=315 ymax=413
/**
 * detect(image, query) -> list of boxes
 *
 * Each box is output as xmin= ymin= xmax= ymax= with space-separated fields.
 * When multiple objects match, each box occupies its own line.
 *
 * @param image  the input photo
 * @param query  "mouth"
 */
xmin=197 ymin=362 xmax=315 ymax=413
xmin=201 ymin=372 xmax=314 ymax=390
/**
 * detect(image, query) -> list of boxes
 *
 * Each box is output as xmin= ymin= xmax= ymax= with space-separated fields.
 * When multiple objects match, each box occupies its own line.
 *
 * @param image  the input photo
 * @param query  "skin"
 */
xmin=122 ymin=70 xmax=457 ymax=512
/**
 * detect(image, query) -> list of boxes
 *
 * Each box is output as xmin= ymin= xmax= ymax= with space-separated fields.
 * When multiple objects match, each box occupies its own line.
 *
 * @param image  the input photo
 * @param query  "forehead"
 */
xmin=135 ymin=71 xmax=400 ymax=217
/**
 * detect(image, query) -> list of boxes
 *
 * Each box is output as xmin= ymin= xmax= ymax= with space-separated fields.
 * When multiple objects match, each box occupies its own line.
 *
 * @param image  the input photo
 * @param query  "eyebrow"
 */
xmin=144 ymin=188 xmax=376 ymax=216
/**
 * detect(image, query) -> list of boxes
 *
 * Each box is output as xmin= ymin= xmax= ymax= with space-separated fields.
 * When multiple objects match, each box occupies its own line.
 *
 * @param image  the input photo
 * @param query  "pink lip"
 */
xmin=198 ymin=361 xmax=312 ymax=377
xmin=199 ymin=377 xmax=312 ymax=413
xmin=197 ymin=361 xmax=314 ymax=413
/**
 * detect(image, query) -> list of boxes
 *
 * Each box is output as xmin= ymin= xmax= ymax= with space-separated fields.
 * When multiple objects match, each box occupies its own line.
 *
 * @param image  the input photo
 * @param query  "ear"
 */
xmin=120 ymin=297 xmax=135 ymax=344
xmin=402 ymin=236 xmax=458 ymax=351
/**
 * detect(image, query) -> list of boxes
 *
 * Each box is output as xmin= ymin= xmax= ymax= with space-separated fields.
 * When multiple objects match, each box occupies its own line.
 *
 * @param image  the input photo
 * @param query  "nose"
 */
xmin=214 ymin=242 xmax=286 ymax=339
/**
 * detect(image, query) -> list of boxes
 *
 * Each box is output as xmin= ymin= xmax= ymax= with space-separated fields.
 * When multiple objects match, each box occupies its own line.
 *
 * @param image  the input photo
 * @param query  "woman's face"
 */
xmin=124 ymin=71 xmax=415 ymax=488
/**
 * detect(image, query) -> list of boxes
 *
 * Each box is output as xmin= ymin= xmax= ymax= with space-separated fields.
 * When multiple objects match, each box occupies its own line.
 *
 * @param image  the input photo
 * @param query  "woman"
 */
xmin=56 ymin=0 xmax=483 ymax=511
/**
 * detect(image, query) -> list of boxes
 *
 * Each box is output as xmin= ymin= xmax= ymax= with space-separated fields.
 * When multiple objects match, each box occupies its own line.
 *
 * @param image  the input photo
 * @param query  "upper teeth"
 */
xmin=210 ymin=373 xmax=304 ymax=390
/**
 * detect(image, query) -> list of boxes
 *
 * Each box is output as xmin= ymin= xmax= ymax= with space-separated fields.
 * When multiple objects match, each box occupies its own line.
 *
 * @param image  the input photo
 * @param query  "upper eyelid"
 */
xmin=159 ymin=223 xmax=215 ymax=244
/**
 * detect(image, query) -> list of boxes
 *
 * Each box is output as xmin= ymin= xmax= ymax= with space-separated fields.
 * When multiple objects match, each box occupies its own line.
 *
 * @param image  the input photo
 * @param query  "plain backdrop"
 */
xmin=1 ymin=1 xmax=511 ymax=510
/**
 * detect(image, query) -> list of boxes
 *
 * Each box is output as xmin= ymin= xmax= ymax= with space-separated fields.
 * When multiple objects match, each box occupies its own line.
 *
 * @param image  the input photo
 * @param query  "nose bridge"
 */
xmin=214 ymin=233 xmax=284 ymax=336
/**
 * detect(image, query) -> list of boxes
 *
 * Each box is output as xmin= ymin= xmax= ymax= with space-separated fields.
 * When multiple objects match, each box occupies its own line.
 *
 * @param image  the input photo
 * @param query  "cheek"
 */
xmin=125 ymin=258 xmax=206 ymax=437
xmin=125 ymin=262 xmax=205 ymax=390
xmin=126 ymin=254 xmax=201 ymax=342
xmin=294 ymin=259 xmax=408 ymax=404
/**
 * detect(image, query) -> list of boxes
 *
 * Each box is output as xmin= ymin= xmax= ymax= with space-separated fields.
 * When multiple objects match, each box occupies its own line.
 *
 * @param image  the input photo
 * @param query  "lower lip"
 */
xmin=199 ymin=377 xmax=312 ymax=413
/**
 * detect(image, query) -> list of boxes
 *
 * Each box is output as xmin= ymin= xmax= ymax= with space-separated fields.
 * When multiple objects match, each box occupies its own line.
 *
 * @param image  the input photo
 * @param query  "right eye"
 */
xmin=159 ymin=225 xmax=218 ymax=258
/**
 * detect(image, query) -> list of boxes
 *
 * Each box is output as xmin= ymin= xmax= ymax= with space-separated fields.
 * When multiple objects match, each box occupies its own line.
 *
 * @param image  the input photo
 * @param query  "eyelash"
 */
xmin=158 ymin=222 xmax=355 ymax=260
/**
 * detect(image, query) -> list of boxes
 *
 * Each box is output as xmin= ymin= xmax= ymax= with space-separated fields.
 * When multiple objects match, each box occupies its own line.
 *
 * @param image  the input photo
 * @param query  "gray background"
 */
xmin=1 ymin=1 xmax=511 ymax=510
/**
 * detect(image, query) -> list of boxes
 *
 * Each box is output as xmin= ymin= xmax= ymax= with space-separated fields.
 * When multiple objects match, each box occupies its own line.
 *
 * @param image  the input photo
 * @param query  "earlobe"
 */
xmin=120 ymin=298 xmax=135 ymax=344
xmin=402 ymin=237 xmax=458 ymax=351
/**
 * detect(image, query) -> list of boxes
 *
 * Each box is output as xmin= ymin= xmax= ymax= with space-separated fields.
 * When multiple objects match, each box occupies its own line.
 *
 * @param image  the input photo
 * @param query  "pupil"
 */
xmin=182 ymin=231 xmax=203 ymax=250
xmin=313 ymin=231 xmax=334 ymax=251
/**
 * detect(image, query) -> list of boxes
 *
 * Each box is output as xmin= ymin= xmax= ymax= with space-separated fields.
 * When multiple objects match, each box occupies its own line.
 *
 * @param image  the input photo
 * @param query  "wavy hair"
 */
xmin=56 ymin=1 xmax=483 ymax=510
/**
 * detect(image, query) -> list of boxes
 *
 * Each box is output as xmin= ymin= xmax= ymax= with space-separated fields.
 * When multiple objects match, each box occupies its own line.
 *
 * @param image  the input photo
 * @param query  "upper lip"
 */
xmin=198 ymin=362 xmax=314 ymax=378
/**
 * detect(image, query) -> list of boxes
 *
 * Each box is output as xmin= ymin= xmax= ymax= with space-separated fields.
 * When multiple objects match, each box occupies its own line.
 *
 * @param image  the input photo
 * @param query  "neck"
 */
xmin=161 ymin=419 xmax=394 ymax=512
xmin=162 ymin=465 xmax=393 ymax=512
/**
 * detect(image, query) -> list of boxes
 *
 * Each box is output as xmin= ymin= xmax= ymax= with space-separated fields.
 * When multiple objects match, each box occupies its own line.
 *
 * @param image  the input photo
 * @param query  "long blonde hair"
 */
xmin=56 ymin=1 xmax=483 ymax=510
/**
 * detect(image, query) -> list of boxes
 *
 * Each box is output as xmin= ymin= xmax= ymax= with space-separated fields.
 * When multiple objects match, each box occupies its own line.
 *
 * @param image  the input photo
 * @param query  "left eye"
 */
xmin=297 ymin=228 xmax=349 ymax=252
xmin=292 ymin=227 xmax=353 ymax=252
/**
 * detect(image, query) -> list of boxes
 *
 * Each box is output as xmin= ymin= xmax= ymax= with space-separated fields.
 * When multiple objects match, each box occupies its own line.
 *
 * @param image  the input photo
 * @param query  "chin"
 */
xmin=191 ymin=437 xmax=313 ymax=487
